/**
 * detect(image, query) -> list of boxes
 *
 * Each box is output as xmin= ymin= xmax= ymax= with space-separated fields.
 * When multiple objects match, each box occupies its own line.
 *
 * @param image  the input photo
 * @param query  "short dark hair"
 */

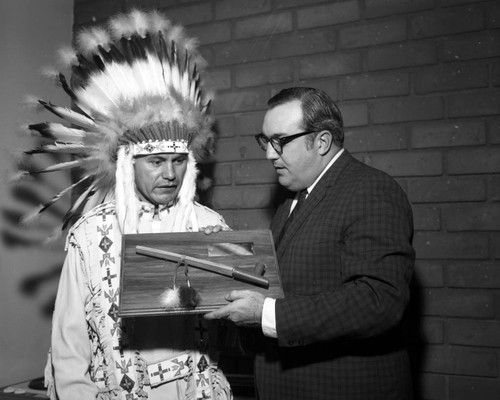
xmin=267 ymin=87 xmax=344 ymax=147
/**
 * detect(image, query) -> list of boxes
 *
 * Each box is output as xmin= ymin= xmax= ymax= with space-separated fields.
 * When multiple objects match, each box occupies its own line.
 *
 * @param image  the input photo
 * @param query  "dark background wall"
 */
xmin=2 ymin=0 xmax=499 ymax=398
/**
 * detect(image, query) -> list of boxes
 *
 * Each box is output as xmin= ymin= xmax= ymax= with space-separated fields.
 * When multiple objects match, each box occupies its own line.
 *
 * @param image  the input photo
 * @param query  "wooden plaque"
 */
xmin=119 ymin=229 xmax=283 ymax=317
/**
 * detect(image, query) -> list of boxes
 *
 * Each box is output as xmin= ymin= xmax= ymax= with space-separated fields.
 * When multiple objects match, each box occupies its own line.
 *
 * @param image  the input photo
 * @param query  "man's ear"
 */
xmin=316 ymin=130 xmax=334 ymax=156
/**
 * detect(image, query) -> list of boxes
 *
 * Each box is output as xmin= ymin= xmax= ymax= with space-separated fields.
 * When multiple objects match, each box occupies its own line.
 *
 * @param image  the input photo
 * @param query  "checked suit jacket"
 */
xmin=254 ymin=150 xmax=415 ymax=400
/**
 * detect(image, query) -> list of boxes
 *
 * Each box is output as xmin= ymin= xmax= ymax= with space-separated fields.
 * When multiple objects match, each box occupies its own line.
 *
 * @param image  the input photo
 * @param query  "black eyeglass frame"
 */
xmin=254 ymin=130 xmax=318 ymax=154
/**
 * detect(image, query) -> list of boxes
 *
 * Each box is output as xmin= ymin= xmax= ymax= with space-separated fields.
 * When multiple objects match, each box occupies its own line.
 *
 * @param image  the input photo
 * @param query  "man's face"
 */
xmin=262 ymin=100 xmax=319 ymax=192
xmin=134 ymin=153 xmax=188 ymax=206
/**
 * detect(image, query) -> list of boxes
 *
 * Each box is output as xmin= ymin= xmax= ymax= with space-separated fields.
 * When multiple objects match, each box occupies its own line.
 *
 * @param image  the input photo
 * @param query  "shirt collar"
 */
xmin=305 ymin=148 xmax=345 ymax=196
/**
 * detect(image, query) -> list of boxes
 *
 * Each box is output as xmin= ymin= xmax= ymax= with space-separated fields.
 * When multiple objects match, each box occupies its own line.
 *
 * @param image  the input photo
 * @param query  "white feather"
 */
xmin=189 ymin=80 xmax=196 ymax=103
xmin=34 ymin=159 xmax=83 ymax=173
xmin=65 ymin=181 xmax=98 ymax=222
xmin=37 ymin=143 xmax=86 ymax=153
xmin=21 ymin=175 xmax=88 ymax=225
xmin=180 ymin=69 xmax=190 ymax=98
xmin=145 ymin=55 xmax=168 ymax=95
xmin=171 ymin=62 xmax=181 ymax=93
xmin=81 ymin=187 xmax=108 ymax=216
xmin=45 ymin=103 xmax=95 ymax=128
xmin=130 ymin=60 xmax=150 ymax=95
xmin=75 ymin=72 xmax=121 ymax=114
xmin=102 ymin=64 xmax=139 ymax=101
xmin=103 ymin=63 xmax=140 ymax=102
xmin=162 ymin=60 xmax=172 ymax=88
xmin=43 ymin=123 xmax=86 ymax=142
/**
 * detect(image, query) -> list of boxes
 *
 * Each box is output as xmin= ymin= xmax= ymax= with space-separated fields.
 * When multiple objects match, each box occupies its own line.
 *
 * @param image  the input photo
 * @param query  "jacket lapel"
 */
xmin=275 ymin=150 xmax=353 ymax=258
xmin=271 ymin=196 xmax=293 ymax=240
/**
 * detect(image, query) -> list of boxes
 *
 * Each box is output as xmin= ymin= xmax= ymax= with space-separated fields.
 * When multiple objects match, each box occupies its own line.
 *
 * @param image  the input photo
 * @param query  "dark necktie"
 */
xmin=277 ymin=189 xmax=307 ymax=246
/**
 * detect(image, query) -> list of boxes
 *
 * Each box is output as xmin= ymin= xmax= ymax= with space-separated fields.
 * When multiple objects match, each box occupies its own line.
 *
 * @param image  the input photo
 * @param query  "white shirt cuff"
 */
xmin=261 ymin=297 xmax=277 ymax=338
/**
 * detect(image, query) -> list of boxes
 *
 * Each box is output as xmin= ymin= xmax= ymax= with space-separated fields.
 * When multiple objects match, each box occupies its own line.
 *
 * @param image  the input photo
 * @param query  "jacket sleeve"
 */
xmin=275 ymin=178 xmax=415 ymax=347
xmin=51 ymin=235 xmax=98 ymax=399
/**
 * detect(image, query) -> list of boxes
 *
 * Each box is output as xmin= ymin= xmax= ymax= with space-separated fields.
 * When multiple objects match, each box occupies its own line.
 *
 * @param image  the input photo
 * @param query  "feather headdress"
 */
xmin=18 ymin=9 xmax=215 ymax=233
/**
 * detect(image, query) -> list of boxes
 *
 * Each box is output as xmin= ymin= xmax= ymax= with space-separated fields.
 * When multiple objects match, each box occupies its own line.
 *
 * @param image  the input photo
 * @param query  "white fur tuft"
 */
xmin=167 ymin=25 xmax=186 ymax=46
xmin=18 ymin=124 xmax=32 ymax=136
xmin=128 ymin=9 xmax=150 ymax=37
xmin=22 ymin=95 xmax=44 ymax=112
xmin=197 ymin=176 xmax=213 ymax=191
xmin=42 ymin=227 xmax=64 ymax=244
xmin=108 ymin=10 xmax=146 ymax=39
xmin=182 ymin=37 xmax=199 ymax=53
xmin=57 ymin=46 xmax=78 ymax=67
xmin=76 ymin=27 xmax=111 ymax=56
xmin=7 ymin=170 xmax=31 ymax=184
xmin=41 ymin=67 xmax=59 ymax=83
xmin=20 ymin=206 xmax=44 ymax=226
xmin=149 ymin=10 xmax=171 ymax=33
xmin=159 ymin=287 xmax=181 ymax=309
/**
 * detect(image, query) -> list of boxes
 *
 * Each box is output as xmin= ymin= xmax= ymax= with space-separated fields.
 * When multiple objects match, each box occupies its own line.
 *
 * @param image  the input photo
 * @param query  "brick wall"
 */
xmin=74 ymin=1 xmax=500 ymax=398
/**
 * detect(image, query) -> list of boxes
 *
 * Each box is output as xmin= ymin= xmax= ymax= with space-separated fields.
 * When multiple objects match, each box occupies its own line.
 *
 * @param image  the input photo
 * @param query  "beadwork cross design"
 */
xmin=102 ymin=268 xmax=117 ymax=286
xmin=152 ymin=364 xmax=171 ymax=381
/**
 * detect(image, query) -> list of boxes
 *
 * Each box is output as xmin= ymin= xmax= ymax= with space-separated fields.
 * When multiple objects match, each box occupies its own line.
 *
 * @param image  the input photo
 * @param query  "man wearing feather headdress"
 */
xmin=19 ymin=9 xmax=232 ymax=400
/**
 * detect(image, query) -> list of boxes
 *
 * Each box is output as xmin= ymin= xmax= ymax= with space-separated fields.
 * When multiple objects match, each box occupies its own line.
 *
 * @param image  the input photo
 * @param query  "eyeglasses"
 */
xmin=254 ymin=131 xmax=317 ymax=155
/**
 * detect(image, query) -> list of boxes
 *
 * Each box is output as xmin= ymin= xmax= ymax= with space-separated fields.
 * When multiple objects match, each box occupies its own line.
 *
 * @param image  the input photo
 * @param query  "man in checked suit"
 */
xmin=206 ymin=87 xmax=415 ymax=399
